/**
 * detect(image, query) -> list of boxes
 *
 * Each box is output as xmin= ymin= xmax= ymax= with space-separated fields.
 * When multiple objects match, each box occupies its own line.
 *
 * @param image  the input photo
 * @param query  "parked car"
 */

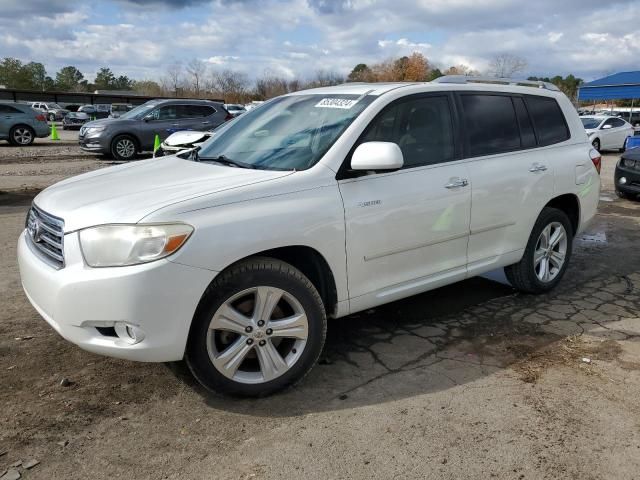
xmin=0 ymin=102 xmax=50 ymax=145
xmin=615 ymin=148 xmax=640 ymax=199
xmin=30 ymin=102 xmax=69 ymax=122
xmin=78 ymin=104 xmax=110 ymax=119
xmin=159 ymin=129 xmax=215 ymax=156
xmin=109 ymin=103 xmax=133 ymax=118
xmin=224 ymin=104 xmax=246 ymax=117
xmin=78 ymin=99 xmax=229 ymax=160
xmin=17 ymin=78 xmax=600 ymax=396
xmin=62 ymin=111 xmax=90 ymax=130
xmin=581 ymin=115 xmax=634 ymax=152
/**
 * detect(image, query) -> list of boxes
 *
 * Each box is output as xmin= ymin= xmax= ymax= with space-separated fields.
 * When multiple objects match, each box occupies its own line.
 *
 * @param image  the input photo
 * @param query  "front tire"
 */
xmin=505 ymin=207 xmax=573 ymax=294
xmin=48 ymin=113 xmax=56 ymax=122
xmin=592 ymin=139 xmax=600 ymax=151
xmin=185 ymin=257 xmax=327 ymax=397
xmin=110 ymin=135 xmax=137 ymax=161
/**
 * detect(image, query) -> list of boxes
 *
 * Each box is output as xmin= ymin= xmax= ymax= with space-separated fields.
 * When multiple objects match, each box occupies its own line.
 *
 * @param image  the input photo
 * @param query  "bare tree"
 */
xmin=164 ymin=62 xmax=182 ymax=97
xmin=488 ymin=54 xmax=527 ymax=78
xmin=186 ymin=59 xmax=207 ymax=97
xmin=210 ymin=69 xmax=251 ymax=103
xmin=443 ymin=64 xmax=479 ymax=76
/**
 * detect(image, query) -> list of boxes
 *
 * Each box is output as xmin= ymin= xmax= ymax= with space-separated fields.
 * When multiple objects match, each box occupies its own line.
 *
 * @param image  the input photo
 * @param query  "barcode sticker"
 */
xmin=315 ymin=98 xmax=358 ymax=109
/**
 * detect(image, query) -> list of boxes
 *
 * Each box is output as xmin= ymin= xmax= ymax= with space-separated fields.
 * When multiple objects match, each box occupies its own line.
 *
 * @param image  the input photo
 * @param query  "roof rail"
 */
xmin=431 ymin=75 xmax=560 ymax=92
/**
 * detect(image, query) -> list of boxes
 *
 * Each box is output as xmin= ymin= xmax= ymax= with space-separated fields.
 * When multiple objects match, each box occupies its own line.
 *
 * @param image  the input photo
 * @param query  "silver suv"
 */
xmin=78 ymin=99 xmax=230 ymax=161
xmin=30 ymin=102 xmax=70 ymax=122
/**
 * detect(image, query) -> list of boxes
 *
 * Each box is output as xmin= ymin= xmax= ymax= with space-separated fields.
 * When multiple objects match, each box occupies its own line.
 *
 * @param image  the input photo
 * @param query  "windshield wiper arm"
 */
xmin=198 ymin=154 xmax=255 ymax=169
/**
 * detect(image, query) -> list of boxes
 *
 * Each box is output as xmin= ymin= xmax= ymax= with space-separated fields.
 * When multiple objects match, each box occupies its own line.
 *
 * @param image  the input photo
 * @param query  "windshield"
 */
xmin=581 ymin=118 xmax=602 ymax=129
xmin=118 ymin=103 xmax=159 ymax=120
xmin=112 ymin=105 xmax=129 ymax=112
xmin=48 ymin=103 xmax=62 ymax=109
xmin=198 ymin=94 xmax=373 ymax=170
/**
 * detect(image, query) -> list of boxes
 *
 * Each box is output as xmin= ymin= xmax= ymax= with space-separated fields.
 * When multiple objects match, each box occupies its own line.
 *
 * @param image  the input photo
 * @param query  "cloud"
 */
xmin=0 ymin=0 xmax=639 ymax=83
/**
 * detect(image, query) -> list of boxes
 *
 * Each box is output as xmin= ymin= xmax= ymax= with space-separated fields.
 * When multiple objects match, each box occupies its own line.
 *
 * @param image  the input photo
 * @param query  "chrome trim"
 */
xmin=470 ymin=221 xmax=517 ymax=235
xmin=25 ymin=205 xmax=65 ymax=268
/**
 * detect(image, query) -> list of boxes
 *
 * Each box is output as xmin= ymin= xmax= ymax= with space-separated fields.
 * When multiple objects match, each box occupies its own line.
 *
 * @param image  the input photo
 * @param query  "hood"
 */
xmin=34 ymin=156 xmax=293 ymax=232
xmin=68 ymin=112 xmax=89 ymax=119
xmin=82 ymin=117 xmax=132 ymax=129
xmin=164 ymin=130 xmax=211 ymax=146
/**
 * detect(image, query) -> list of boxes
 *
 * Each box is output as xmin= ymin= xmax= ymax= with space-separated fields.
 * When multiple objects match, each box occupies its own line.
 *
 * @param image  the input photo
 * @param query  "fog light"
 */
xmin=114 ymin=323 xmax=145 ymax=345
xmin=619 ymin=176 xmax=627 ymax=185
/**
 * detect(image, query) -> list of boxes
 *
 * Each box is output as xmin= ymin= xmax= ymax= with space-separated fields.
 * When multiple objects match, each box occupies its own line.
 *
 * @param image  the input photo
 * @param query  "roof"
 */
xmin=289 ymin=82 xmax=414 ymax=96
xmin=578 ymin=71 xmax=640 ymax=100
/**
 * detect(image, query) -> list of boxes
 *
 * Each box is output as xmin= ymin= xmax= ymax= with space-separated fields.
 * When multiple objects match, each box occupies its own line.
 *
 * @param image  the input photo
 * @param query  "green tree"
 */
xmin=55 ymin=65 xmax=84 ymax=91
xmin=0 ymin=57 xmax=25 ymax=88
xmin=113 ymin=75 xmax=133 ymax=90
xmin=94 ymin=67 xmax=116 ymax=90
xmin=347 ymin=63 xmax=372 ymax=82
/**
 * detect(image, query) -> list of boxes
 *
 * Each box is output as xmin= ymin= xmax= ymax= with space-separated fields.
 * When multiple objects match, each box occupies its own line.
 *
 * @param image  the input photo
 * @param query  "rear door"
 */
xmin=339 ymin=93 xmax=471 ymax=311
xmin=0 ymin=104 xmax=28 ymax=135
xmin=460 ymin=93 xmax=557 ymax=274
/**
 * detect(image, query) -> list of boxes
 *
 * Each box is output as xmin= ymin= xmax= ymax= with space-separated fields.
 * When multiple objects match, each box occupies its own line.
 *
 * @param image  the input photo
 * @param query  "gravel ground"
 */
xmin=1 ymin=143 xmax=639 ymax=479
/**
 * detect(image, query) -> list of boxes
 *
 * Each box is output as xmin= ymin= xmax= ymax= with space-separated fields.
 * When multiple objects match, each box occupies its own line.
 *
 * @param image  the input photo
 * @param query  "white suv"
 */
xmin=18 ymin=77 xmax=601 ymax=396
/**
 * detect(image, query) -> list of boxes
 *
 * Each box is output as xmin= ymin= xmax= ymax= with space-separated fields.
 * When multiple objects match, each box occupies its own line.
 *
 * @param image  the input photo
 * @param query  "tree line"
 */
xmin=0 ymin=53 xmax=585 ymax=103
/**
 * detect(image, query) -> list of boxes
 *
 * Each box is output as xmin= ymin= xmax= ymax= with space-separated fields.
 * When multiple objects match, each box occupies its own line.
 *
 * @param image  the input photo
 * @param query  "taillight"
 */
xmin=35 ymin=114 xmax=46 ymax=122
xmin=589 ymin=148 xmax=601 ymax=174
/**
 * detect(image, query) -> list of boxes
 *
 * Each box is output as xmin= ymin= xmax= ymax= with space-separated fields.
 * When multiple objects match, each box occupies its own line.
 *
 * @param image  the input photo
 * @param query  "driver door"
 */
xmin=141 ymin=104 xmax=181 ymax=149
xmin=338 ymin=94 xmax=471 ymax=312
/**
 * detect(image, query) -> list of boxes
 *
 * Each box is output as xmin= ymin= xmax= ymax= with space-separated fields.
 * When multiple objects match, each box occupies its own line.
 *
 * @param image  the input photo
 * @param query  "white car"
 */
xmin=581 ymin=115 xmax=634 ymax=152
xmin=224 ymin=104 xmax=247 ymax=117
xmin=18 ymin=77 xmax=600 ymax=396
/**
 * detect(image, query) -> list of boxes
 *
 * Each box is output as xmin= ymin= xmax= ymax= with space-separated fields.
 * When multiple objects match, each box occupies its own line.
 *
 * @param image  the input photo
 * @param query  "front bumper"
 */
xmin=78 ymin=133 xmax=109 ymax=153
xmin=615 ymin=165 xmax=640 ymax=195
xmin=18 ymin=230 xmax=214 ymax=362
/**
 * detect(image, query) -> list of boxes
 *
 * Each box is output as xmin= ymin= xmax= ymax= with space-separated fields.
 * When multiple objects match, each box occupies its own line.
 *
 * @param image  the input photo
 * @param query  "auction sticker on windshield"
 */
xmin=315 ymin=98 xmax=358 ymax=109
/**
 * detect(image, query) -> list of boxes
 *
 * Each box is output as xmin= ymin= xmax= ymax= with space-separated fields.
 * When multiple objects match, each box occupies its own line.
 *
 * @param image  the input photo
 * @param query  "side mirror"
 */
xmin=351 ymin=141 xmax=404 ymax=171
xmin=601 ymin=124 xmax=612 ymax=130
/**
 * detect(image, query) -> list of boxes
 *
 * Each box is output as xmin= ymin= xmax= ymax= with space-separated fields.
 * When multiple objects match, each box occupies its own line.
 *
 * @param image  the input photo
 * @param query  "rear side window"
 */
xmin=461 ymin=94 xmax=520 ymax=156
xmin=0 ymin=105 xmax=21 ymax=114
xmin=524 ymin=96 xmax=569 ymax=146
xmin=179 ymin=105 xmax=215 ymax=118
xmin=605 ymin=117 xmax=626 ymax=128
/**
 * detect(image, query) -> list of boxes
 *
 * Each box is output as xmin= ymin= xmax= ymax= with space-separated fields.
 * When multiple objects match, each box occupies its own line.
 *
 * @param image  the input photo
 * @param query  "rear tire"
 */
xmin=9 ymin=125 xmax=35 ymax=146
xmin=185 ymin=257 xmax=327 ymax=397
xmin=110 ymin=134 xmax=137 ymax=161
xmin=505 ymin=207 xmax=573 ymax=294
xmin=48 ymin=113 xmax=56 ymax=122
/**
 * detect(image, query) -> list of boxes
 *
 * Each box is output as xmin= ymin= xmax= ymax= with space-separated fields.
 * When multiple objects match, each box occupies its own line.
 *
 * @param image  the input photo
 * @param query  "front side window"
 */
xmin=525 ymin=96 xmax=570 ymax=146
xmin=149 ymin=105 xmax=178 ymax=121
xmin=197 ymin=94 xmax=374 ymax=171
xmin=605 ymin=117 xmax=626 ymax=128
xmin=462 ymin=94 xmax=520 ymax=156
xmin=360 ymin=95 xmax=455 ymax=168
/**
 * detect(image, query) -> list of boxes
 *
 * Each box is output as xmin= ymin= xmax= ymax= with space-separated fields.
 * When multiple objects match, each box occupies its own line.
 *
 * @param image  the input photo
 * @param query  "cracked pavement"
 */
xmin=1 ymin=154 xmax=640 ymax=479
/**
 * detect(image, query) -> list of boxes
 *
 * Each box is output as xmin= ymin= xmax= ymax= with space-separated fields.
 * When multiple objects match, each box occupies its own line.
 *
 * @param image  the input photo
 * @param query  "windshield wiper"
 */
xmin=198 ymin=154 xmax=256 ymax=169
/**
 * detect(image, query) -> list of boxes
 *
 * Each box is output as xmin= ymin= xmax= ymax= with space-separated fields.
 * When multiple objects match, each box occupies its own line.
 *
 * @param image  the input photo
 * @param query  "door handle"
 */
xmin=445 ymin=178 xmax=469 ymax=189
xmin=529 ymin=163 xmax=548 ymax=172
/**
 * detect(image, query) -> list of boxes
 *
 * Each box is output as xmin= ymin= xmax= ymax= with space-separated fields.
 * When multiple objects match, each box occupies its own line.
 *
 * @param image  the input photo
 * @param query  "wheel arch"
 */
xmin=544 ymin=193 xmax=580 ymax=235
xmin=197 ymin=245 xmax=339 ymax=319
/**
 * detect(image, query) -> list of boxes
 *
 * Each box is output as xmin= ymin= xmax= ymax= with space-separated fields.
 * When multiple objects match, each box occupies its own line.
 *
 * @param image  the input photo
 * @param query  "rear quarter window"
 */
xmin=524 ymin=96 xmax=570 ymax=146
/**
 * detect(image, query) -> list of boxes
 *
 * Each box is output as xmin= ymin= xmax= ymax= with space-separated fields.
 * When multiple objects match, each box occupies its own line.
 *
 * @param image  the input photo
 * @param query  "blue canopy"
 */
xmin=578 ymin=71 xmax=640 ymax=100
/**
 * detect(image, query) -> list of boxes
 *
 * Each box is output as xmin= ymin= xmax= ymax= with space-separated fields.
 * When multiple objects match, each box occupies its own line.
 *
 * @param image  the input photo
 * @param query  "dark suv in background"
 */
xmin=78 ymin=99 xmax=229 ymax=160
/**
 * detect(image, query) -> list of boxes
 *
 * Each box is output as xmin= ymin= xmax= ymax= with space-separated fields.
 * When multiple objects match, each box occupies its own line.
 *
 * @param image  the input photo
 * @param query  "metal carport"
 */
xmin=578 ymin=71 xmax=640 ymax=123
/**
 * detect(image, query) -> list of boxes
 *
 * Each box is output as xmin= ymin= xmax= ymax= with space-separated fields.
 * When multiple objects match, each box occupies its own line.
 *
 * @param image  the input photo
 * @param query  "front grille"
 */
xmin=26 ymin=205 xmax=65 ymax=268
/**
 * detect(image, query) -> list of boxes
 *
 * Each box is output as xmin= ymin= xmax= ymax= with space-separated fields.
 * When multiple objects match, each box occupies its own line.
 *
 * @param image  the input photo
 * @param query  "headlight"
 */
xmin=85 ymin=126 xmax=106 ymax=134
xmin=622 ymin=158 xmax=636 ymax=168
xmin=79 ymin=223 xmax=193 ymax=267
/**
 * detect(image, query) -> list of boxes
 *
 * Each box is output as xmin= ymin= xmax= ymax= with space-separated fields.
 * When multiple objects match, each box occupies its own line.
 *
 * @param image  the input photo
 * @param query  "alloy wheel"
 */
xmin=13 ymin=128 xmax=33 ymax=145
xmin=533 ymin=221 xmax=567 ymax=283
xmin=207 ymin=286 xmax=309 ymax=384
xmin=115 ymin=138 xmax=136 ymax=159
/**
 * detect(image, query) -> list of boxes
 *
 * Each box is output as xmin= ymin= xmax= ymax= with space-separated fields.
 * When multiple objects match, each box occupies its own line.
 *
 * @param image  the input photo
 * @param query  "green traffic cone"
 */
xmin=153 ymin=134 xmax=161 ymax=157
xmin=50 ymin=122 xmax=60 ymax=141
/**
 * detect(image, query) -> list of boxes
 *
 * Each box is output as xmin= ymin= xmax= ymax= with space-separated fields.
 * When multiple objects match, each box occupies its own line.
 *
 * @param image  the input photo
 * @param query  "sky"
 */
xmin=0 ymin=0 xmax=639 ymax=83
